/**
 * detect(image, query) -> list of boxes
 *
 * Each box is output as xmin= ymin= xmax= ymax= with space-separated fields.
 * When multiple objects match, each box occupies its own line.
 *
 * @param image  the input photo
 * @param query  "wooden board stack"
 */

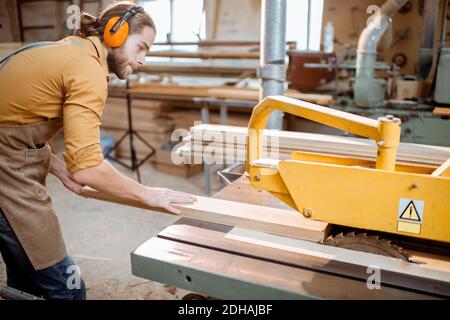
xmin=129 ymin=84 xmax=333 ymax=106
xmin=167 ymin=109 xmax=250 ymax=130
xmin=175 ymin=124 xmax=450 ymax=167
xmin=101 ymin=97 xmax=175 ymax=159
xmin=100 ymin=98 xmax=250 ymax=160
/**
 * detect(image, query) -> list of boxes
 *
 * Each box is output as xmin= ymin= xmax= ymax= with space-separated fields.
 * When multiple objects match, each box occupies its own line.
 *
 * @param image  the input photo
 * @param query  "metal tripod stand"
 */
xmin=104 ymin=79 xmax=155 ymax=183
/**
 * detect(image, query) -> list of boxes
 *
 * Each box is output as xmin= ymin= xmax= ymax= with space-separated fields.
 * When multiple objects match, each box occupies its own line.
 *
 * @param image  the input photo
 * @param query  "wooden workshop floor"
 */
xmin=0 ymin=133 xmax=223 ymax=300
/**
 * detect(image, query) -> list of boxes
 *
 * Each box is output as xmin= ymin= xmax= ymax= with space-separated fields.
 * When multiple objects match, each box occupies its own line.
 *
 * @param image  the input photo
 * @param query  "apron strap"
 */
xmin=0 ymin=41 xmax=84 ymax=70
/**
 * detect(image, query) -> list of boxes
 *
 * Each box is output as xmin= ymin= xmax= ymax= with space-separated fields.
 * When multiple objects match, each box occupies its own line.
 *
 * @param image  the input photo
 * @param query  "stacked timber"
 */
xmin=101 ymin=96 xmax=252 ymax=159
xmin=166 ymin=109 xmax=250 ymax=130
xmin=101 ymin=97 xmax=174 ymax=159
xmin=128 ymin=84 xmax=333 ymax=106
xmin=175 ymin=124 xmax=450 ymax=167
xmin=152 ymin=143 xmax=203 ymax=177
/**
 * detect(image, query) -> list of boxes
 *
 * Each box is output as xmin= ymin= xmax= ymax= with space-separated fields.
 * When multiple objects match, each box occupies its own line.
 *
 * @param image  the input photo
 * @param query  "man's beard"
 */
xmin=107 ymin=47 xmax=129 ymax=80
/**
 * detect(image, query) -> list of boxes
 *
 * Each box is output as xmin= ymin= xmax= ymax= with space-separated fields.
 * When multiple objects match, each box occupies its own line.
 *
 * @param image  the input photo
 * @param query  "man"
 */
xmin=0 ymin=1 xmax=195 ymax=300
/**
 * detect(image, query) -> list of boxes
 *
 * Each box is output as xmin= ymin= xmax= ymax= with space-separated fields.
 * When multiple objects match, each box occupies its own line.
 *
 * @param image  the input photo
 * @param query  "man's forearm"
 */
xmin=72 ymin=160 xmax=147 ymax=203
xmin=49 ymin=153 xmax=84 ymax=194
xmin=49 ymin=153 xmax=68 ymax=178
xmin=71 ymin=160 xmax=195 ymax=214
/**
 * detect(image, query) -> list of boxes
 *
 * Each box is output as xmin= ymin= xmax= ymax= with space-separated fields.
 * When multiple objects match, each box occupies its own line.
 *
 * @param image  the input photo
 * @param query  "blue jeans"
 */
xmin=0 ymin=208 xmax=86 ymax=300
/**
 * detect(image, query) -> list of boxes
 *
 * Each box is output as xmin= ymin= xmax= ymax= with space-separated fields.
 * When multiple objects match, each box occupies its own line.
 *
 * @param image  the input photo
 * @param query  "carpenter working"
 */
xmin=0 ymin=1 xmax=195 ymax=300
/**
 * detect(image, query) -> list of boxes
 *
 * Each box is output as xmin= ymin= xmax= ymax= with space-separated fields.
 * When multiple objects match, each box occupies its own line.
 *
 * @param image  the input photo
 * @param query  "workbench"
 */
xmin=130 ymin=177 xmax=450 ymax=300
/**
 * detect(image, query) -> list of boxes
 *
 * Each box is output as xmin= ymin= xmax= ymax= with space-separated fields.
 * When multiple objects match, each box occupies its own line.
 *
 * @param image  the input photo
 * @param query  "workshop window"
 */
xmin=139 ymin=0 xmax=324 ymax=50
xmin=286 ymin=0 xmax=324 ymax=51
xmin=140 ymin=0 xmax=206 ymax=43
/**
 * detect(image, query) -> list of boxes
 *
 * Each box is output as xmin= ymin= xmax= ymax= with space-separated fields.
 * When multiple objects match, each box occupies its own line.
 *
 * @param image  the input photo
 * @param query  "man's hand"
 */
xmin=49 ymin=154 xmax=84 ymax=194
xmin=72 ymin=160 xmax=196 ymax=215
xmin=140 ymin=187 xmax=197 ymax=214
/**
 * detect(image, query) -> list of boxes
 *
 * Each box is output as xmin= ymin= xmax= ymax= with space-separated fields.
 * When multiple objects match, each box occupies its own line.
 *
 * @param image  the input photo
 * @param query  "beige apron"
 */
xmin=0 ymin=119 xmax=67 ymax=270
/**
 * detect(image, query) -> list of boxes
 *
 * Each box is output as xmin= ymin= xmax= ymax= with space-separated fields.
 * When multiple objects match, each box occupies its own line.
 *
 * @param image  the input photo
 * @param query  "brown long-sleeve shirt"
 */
xmin=0 ymin=36 xmax=109 ymax=173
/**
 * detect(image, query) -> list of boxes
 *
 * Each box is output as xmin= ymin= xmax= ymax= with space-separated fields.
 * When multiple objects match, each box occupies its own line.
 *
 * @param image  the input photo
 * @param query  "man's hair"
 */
xmin=74 ymin=1 xmax=156 ymax=39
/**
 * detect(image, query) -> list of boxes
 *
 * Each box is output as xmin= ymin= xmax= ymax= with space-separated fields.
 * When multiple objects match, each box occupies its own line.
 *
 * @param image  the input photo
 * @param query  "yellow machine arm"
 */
xmin=246 ymin=95 xmax=401 ymax=172
xmin=245 ymin=96 xmax=450 ymax=243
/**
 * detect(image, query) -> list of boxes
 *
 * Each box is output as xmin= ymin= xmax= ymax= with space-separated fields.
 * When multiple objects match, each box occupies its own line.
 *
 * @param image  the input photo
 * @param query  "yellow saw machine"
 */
xmin=245 ymin=96 xmax=450 ymax=258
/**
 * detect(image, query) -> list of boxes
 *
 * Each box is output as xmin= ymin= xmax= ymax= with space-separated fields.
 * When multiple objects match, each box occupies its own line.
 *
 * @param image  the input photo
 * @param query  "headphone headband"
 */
xmin=109 ymin=6 xmax=144 ymax=34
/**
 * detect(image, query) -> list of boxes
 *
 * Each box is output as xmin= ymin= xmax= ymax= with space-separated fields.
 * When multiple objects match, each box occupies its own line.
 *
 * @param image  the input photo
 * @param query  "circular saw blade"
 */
xmin=323 ymin=232 xmax=411 ymax=262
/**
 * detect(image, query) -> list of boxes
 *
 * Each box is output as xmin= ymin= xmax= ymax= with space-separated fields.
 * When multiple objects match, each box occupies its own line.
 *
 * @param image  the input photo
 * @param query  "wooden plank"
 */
xmin=432 ymin=158 xmax=450 ymax=177
xmin=178 ymin=138 xmax=443 ymax=165
xmin=175 ymin=148 xmax=437 ymax=170
xmin=176 ymin=141 xmax=438 ymax=174
xmin=433 ymin=107 xmax=450 ymax=117
xmin=213 ymin=176 xmax=292 ymax=209
xmin=148 ymin=49 xmax=259 ymax=59
xmin=138 ymin=63 xmax=256 ymax=77
xmin=78 ymin=188 xmax=330 ymax=242
xmin=182 ymin=124 xmax=450 ymax=165
xmin=167 ymin=109 xmax=250 ymax=129
xmin=128 ymin=84 xmax=333 ymax=105
xmin=158 ymin=224 xmax=450 ymax=298
xmin=191 ymin=124 xmax=449 ymax=156
xmin=408 ymin=250 xmax=450 ymax=274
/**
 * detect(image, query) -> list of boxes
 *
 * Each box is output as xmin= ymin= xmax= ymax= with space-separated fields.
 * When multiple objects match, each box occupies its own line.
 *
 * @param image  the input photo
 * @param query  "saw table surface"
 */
xmin=131 ymin=177 xmax=450 ymax=299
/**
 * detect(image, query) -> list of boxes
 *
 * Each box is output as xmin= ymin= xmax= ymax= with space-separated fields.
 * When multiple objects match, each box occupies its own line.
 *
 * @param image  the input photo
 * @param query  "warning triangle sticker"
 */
xmin=399 ymin=201 xmax=421 ymax=222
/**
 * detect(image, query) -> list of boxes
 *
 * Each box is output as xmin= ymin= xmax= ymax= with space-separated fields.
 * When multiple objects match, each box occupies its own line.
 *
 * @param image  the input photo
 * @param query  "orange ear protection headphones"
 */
xmin=103 ymin=6 xmax=144 ymax=48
